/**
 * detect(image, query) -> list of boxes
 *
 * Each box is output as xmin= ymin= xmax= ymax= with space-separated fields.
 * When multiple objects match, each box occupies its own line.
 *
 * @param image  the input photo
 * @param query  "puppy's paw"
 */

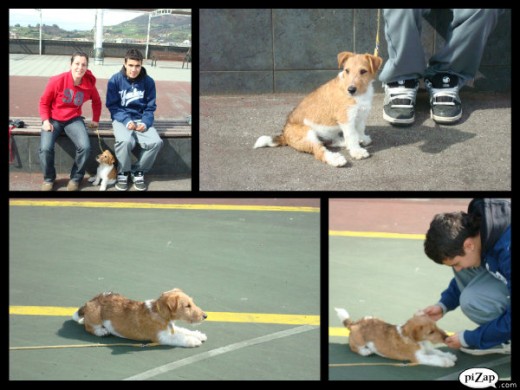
xmin=350 ymin=148 xmax=370 ymax=160
xmin=441 ymin=357 xmax=456 ymax=367
xmin=184 ymin=336 xmax=203 ymax=348
xmin=191 ymin=330 xmax=207 ymax=342
xmin=88 ymin=176 xmax=96 ymax=183
xmin=444 ymin=352 xmax=457 ymax=362
xmin=324 ymin=151 xmax=347 ymax=167
xmin=360 ymin=135 xmax=372 ymax=146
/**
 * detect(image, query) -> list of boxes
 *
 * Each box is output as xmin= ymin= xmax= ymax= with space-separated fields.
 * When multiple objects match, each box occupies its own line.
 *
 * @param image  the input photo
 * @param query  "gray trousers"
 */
xmin=379 ymin=9 xmax=503 ymax=85
xmin=112 ymin=120 xmax=164 ymax=174
xmin=454 ymin=267 xmax=509 ymax=325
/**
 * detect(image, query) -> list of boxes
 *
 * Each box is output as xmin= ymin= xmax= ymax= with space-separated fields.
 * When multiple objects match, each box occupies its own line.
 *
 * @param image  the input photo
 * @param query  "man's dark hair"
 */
xmin=424 ymin=211 xmax=481 ymax=264
xmin=124 ymin=49 xmax=144 ymax=63
xmin=71 ymin=51 xmax=89 ymax=65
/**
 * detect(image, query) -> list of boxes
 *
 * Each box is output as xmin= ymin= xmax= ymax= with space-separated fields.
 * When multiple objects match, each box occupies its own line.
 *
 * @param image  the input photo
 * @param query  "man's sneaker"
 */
xmin=460 ymin=342 xmax=511 ymax=356
xmin=383 ymin=79 xmax=419 ymax=125
xmin=41 ymin=181 xmax=54 ymax=191
xmin=67 ymin=180 xmax=79 ymax=191
xmin=424 ymin=73 xmax=462 ymax=124
xmin=115 ymin=172 xmax=129 ymax=191
xmin=131 ymin=171 xmax=147 ymax=191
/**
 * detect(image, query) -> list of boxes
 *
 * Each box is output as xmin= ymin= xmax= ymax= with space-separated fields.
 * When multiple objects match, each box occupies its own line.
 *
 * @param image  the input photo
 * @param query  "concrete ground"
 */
xmin=328 ymin=199 xmax=511 ymax=381
xmin=9 ymin=198 xmax=320 ymax=380
xmin=200 ymin=90 xmax=511 ymax=191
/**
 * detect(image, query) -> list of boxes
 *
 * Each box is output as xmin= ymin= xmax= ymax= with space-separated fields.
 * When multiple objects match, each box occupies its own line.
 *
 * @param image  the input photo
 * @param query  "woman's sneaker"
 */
xmin=424 ymin=73 xmax=462 ymax=124
xmin=131 ymin=171 xmax=147 ymax=191
xmin=115 ymin=172 xmax=129 ymax=191
xmin=460 ymin=342 xmax=511 ymax=356
xmin=382 ymin=79 xmax=419 ymax=125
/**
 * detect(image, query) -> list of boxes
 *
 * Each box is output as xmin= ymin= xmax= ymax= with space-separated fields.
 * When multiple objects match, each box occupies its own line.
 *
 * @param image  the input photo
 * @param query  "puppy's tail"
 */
xmin=72 ymin=305 xmax=86 ymax=324
xmin=253 ymin=134 xmax=287 ymax=149
xmin=335 ymin=307 xmax=353 ymax=329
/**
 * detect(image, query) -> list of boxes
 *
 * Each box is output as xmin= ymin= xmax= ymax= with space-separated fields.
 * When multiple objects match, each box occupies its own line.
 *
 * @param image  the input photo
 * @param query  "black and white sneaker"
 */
xmin=131 ymin=171 xmax=147 ymax=191
xmin=460 ymin=342 xmax=511 ymax=356
xmin=115 ymin=172 xmax=129 ymax=191
xmin=424 ymin=73 xmax=462 ymax=124
xmin=382 ymin=79 xmax=419 ymax=125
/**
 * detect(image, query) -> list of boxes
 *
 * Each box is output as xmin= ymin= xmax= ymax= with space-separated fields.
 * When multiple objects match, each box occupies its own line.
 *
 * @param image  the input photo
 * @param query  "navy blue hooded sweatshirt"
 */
xmin=106 ymin=66 xmax=156 ymax=130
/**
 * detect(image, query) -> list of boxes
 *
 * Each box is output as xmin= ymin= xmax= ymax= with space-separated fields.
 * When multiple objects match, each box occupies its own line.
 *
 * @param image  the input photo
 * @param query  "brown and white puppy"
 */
xmin=88 ymin=149 xmax=117 ymax=191
xmin=254 ymin=52 xmax=383 ymax=167
xmin=335 ymin=308 xmax=457 ymax=367
xmin=73 ymin=288 xmax=207 ymax=347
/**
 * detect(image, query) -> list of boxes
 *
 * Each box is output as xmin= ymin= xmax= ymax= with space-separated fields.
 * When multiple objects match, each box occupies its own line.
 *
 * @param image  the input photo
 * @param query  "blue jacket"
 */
xmin=438 ymin=199 xmax=511 ymax=349
xmin=106 ymin=66 xmax=156 ymax=130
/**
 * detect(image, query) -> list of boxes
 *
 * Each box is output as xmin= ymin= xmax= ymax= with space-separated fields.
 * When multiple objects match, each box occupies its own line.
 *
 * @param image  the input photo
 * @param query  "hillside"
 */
xmin=10 ymin=12 xmax=191 ymax=45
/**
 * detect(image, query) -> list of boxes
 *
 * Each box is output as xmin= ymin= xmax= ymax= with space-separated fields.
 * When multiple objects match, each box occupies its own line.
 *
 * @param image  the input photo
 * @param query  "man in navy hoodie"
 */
xmin=106 ymin=49 xmax=163 ymax=191
xmin=423 ymin=198 xmax=511 ymax=355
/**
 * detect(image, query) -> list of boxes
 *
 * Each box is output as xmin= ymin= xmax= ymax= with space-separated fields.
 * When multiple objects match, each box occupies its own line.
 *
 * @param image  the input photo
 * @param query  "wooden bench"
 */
xmin=9 ymin=116 xmax=192 ymax=175
xmin=9 ymin=116 xmax=191 ymax=138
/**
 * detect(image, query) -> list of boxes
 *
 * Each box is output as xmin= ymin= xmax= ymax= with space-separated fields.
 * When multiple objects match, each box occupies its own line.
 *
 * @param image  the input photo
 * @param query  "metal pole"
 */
xmin=146 ymin=13 xmax=151 ymax=60
xmin=94 ymin=9 xmax=104 ymax=65
xmin=39 ymin=9 xmax=42 ymax=55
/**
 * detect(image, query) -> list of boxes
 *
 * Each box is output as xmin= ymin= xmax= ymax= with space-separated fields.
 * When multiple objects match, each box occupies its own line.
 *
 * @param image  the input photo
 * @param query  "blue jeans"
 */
xmin=39 ymin=117 xmax=91 ymax=182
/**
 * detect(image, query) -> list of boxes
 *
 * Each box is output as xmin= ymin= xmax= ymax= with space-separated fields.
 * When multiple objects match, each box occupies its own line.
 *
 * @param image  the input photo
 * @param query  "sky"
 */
xmin=9 ymin=9 xmax=147 ymax=31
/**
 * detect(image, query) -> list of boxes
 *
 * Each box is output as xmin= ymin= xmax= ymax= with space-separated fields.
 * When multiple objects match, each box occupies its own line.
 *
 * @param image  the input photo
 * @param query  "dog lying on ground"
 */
xmin=335 ymin=308 xmax=457 ymax=367
xmin=88 ymin=149 xmax=117 ymax=191
xmin=254 ymin=51 xmax=382 ymax=167
xmin=73 ymin=288 xmax=207 ymax=347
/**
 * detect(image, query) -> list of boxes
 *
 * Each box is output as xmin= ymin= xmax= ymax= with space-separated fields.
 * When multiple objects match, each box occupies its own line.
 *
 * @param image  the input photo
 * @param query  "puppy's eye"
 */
xmin=345 ymin=69 xmax=350 ymax=74
xmin=360 ymin=69 xmax=367 ymax=75
xmin=186 ymin=304 xmax=191 ymax=309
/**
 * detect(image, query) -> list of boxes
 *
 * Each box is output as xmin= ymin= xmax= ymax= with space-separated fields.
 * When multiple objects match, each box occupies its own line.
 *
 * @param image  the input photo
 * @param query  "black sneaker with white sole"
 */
xmin=115 ymin=172 xmax=129 ymax=191
xmin=424 ymin=73 xmax=462 ymax=124
xmin=131 ymin=171 xmax=147 ymax=191
xmin=383 ymin=79 xmax=419 ymax=125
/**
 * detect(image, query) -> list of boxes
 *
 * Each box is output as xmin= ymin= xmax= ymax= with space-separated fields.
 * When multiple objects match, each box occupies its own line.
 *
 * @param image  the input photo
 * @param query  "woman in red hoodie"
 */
xmin=39 ymin=51 xmax=102 ymax=191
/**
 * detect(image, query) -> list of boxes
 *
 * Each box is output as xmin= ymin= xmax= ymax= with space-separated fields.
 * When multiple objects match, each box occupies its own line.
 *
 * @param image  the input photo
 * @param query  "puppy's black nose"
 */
xmin=348 ymin=86 xmax=357 ymax=95
xmin=203 ymin=313 xmax=208 ymax=320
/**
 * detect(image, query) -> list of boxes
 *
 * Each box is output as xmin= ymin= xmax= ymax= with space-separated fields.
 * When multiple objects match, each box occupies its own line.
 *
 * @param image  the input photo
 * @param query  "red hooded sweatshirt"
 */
xmin=39 ymin=69 xmax=102 ymax=123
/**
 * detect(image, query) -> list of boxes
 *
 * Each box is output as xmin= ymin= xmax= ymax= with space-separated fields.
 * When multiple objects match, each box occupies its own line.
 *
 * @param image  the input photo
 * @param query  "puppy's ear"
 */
xmin=365 ymin=54 xmax=383 ymax=74
xmin=337 ymin=51 xmax=355 ymax=69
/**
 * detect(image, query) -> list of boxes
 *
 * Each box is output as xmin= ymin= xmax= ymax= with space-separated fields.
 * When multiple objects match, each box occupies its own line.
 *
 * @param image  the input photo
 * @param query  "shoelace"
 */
xmin=385 ymin=85 xmax=418 ymax=108
xmin=427 ymin=83 xmax=460 ymax=106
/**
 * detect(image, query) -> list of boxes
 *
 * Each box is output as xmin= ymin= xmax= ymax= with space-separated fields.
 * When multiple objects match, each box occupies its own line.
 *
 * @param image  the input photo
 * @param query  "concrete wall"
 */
xmin=200 ymin=9 xmax=511 ymax=94
xmin=9 ymin=39 xmax=189 ymax=61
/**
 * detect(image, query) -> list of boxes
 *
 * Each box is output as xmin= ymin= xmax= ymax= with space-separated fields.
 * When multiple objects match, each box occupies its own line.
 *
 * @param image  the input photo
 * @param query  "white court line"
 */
xmin=124 ymin=325 xmax=317 ymax=380
xmin=435 ymin=356 xmax=511 ymax=381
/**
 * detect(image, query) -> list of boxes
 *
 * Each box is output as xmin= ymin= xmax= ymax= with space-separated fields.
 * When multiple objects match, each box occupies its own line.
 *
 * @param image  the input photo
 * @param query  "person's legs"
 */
xmin=39 ymin=119 xmax=65 ymax=189
xmin=426 ymin=9 xmax=503 ymax=83
xmin=130 ymin=127 xmax=164 ymax=191
xmin=424 ymin=9 xmax=504 ymax=124
xmin=380 ymin=9 xmax=430 ymax=125
xmin=112 ymin=120 xmax=136 ymax=191
xmin=455 ymin=267 xmax=509 ymax=325
xmin=112 ymin=120 xmax=136 ymax=174
xmin=63 ymin=118 xmax=91 ymax=187
xmin=133 ymin=127 xmax=164 ymax=174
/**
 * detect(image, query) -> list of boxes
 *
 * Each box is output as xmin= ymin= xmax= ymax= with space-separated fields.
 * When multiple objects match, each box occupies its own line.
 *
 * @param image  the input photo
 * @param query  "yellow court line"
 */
xmin=329 ymin=230 xmax=425 ymax=240
xmin=9 ymin=306 xmax=320 ymax=326
xmin=9 ymin=200 xmax=318 ymax=213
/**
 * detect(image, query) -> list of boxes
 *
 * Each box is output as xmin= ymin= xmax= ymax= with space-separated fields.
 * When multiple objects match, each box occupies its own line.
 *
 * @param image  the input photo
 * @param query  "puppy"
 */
xmin=88 ymin=149 xmax=117 ymax=191
xmin=335 ymin=308 xmax=457 ymax=367
xmin=73 ymin=288 xmax=207 ymax=347
xmin=254 ymin=51 xmax=382 ymax=167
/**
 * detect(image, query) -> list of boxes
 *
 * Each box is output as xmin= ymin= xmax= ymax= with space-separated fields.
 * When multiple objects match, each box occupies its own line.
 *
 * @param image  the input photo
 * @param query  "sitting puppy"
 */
xmin=335 ymin=308 xmax=457 ymax=367
xmin=254 ymin=51 xmax=382 ymax=167
xmin=88 ymin=149 xmax=117 ymax=191
xmin=73 ymin=288 xmax=207 ymax=347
